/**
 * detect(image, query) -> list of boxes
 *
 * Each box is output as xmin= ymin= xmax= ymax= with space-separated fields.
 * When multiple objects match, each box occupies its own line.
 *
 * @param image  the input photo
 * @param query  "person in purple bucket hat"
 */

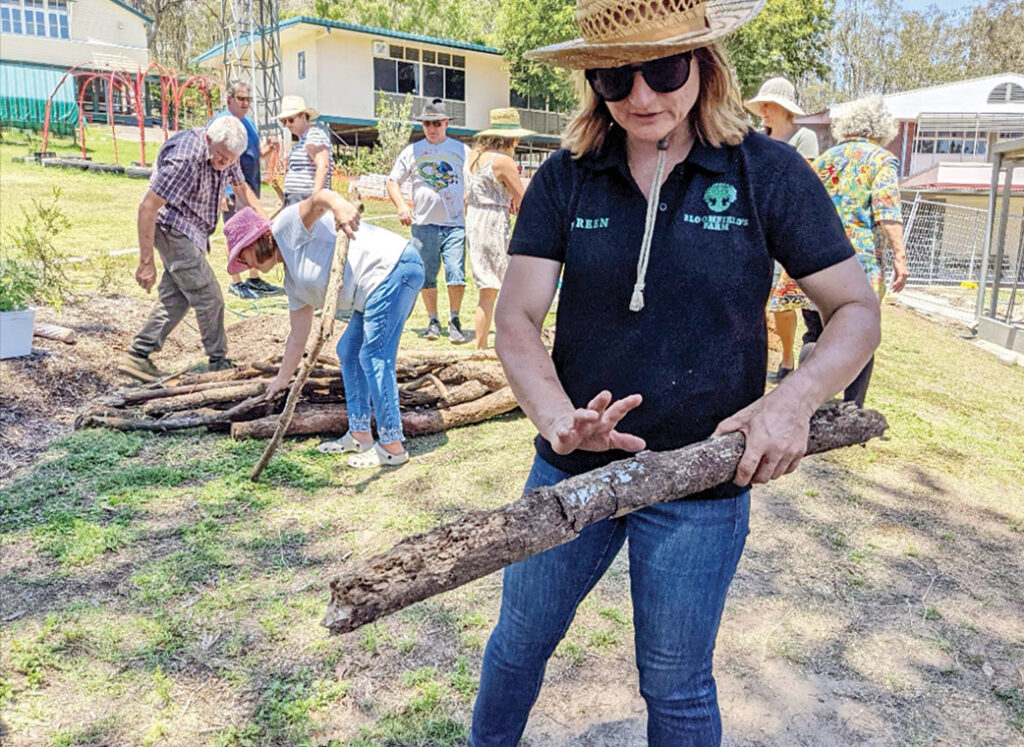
xmin=224 ymin=190 xmax=425 ymax=469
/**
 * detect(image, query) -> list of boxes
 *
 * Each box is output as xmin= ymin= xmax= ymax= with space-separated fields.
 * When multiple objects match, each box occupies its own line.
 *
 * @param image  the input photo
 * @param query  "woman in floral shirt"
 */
xmin=802 ymin=96 xmax=910 ymax=406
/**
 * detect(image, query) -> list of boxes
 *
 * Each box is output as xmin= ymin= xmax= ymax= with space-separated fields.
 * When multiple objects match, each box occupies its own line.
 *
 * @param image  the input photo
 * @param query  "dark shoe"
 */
xmin=245 ymin=278 xmax=284 ymax=296
xmin=118 ymin=351 xmax=162 ymax=382
xmin=423 ymin=318 xmax=441 ymax=340
xmin=766 ymin=366 xmax=793 ymax=384
xmin=208 ymin=357 xmax=236 ymax=372
xmin=228 ymin=281 xmax=259 ymax=299
xmin=448 ymin=317 xmax=473 ymax=345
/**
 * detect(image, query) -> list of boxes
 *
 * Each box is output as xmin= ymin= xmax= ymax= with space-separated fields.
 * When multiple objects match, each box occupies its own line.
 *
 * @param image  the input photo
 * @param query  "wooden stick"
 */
xmin=321 ymin=403 xmax=888 ymax=635
xmin=251 ymin=232 xmax=351 ymax=481
xmin=34 ymin=322 xmax=76 ymax=344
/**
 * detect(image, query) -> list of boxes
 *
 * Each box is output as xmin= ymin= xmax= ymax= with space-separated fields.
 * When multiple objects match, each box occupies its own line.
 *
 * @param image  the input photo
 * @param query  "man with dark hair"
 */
xmin=212 ymin=80 xmax=282 ymax=299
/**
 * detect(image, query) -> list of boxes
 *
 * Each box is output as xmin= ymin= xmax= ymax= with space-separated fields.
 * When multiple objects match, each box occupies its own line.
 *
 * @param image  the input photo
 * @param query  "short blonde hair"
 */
xmin=562 ymin=44 xmax=749 ymax=158
xmin=832 ymin=96 xmax=899 ymax=145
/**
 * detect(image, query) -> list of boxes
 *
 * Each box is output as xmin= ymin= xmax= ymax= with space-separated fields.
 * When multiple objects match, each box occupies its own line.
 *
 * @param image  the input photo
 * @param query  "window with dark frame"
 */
xmin=372 ymin=41 xmax=467 ymax=102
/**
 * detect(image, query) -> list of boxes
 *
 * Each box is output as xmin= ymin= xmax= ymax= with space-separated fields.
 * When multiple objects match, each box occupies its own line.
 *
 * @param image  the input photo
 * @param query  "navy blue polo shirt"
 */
xmin=509 ymin=128 xmax=854 ymax=498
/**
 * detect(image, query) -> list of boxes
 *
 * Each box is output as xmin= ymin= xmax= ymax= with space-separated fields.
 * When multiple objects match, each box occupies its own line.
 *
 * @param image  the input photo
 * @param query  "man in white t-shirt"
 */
xmin=387 ymin=99 xmax=472 ymax=344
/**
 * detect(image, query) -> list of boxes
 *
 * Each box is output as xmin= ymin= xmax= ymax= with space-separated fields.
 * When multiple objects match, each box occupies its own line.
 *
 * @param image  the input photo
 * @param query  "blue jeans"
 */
xmin=336 ymin=244 xmax=424 ymax=443
xmin=470 ymin=456 xmax=750 ymax=746
xmin=410 ymin=224 xmax=466 ymax=289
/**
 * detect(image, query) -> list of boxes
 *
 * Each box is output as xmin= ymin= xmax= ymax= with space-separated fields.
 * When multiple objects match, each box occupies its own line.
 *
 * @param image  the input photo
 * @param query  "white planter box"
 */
xmin=0 ymin=308 xmax=36 ymax=359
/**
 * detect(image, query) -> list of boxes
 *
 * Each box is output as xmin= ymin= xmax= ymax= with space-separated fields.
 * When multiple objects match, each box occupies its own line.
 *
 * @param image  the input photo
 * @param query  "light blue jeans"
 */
xmin=336 ymin=244 xmax=424 ymax=443
xmin=470 ymin=455 xmax=750 ymax=746
xmin=410 ymin=224 xmax=466 ymax=289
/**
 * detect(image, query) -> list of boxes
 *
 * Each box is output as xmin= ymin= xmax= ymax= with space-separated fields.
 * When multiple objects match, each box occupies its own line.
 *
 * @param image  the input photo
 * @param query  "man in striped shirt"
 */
xmin=118 ymin=116 xmax=264 ymax=382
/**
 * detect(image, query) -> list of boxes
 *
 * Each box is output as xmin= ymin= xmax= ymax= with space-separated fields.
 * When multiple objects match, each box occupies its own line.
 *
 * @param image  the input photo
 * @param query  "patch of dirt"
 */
xmin=0 ymin=294 xmax=291 ymax=482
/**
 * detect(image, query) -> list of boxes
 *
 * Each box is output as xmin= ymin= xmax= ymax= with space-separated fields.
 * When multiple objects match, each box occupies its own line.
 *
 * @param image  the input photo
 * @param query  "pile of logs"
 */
xmin=75 ymin=349 xmax=519 ymax=439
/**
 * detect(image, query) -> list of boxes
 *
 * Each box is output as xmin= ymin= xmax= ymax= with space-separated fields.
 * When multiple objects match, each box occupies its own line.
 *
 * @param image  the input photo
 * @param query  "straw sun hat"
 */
xmin=275 ymin=95 xmax=319 ymax=121
xmin=475 ymin=108 xmax=535 ymax=139
xmin=745 ymin=77 xmax=805 ymax=117
xmin=527 ymin=0 xmax=766 ymax=69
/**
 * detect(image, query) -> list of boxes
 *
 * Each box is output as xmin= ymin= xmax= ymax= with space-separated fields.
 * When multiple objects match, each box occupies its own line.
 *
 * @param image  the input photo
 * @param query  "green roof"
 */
xmin=195 ymin=15 xmax=500 ymax=64
xmin=108 ymin=0 xmax=153 ymax=24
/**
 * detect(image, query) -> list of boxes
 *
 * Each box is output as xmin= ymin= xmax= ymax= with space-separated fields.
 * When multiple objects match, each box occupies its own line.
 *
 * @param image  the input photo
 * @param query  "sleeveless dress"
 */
xmin=465 ymin=159 xmax=511 ymax=290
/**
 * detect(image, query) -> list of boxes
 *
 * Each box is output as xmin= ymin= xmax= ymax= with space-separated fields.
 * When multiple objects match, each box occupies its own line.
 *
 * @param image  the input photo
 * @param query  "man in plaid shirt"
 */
xmin=119 ymin=116 xmax=265 ymax=382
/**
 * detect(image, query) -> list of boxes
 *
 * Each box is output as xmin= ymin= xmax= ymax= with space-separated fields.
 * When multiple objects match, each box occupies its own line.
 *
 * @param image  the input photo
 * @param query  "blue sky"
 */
xmin=897 ymin=0 xmax=982 ymax=12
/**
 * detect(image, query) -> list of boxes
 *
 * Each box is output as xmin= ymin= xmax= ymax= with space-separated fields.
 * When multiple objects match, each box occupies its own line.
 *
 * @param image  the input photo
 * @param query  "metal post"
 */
xmin=990 ymin=164 xmax=1016 ymax=318
xmin=976 ymin=152 xmax=1003 ymax=325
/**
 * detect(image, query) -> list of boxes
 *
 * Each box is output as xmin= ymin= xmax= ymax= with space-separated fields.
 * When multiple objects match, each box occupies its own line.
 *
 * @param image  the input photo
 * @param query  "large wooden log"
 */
xmin=322 ymin=402 xmax=888 ymax=635
xmin=75 ymin=394 xmax=271 ymax=432
xmin=34 ymin=322 xmax=77 ymax=344
xmin=435 ymin=360 xmax=508 ymax=391
xmin=230 ymin=386 xmax=519 ymax=440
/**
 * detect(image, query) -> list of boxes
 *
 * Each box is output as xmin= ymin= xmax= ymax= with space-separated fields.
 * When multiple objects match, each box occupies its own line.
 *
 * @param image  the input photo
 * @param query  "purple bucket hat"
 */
xmin=224 ymin=207 xmax=272 ymax=275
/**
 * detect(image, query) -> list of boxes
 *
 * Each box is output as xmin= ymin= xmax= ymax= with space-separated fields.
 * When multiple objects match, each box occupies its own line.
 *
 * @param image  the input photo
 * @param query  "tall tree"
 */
xmin=494 ymin=0 xmax=577 ymax=112
xmin=961 ymin=0 xmax=1024 ymax=76
xmin=725 ymin=0 xmax=834 ymax=97
xmin=312 ymin=0 xmax=500 ymax=46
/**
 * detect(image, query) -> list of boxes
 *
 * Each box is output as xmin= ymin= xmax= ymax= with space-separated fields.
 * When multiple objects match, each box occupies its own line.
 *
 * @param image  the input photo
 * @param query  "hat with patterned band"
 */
xmin=526 ymin=0 xmax=766 ymax=69
xmin=474 ymin=108 xmax=536 ymax=139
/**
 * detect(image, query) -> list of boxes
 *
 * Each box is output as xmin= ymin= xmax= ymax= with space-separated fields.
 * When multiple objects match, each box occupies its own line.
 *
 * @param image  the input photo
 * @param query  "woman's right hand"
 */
xmin=332 ymin=199 xmax=361 ymax=238
xmin=546 ymin=391 xmax=646 ymax=455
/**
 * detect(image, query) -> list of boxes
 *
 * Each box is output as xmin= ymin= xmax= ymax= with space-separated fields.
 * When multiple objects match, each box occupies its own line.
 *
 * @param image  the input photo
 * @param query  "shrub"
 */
xmin=0 ymin=257 xmax=38 ymax=311
xmin=3 ymin=187 xmax=72 ymax=310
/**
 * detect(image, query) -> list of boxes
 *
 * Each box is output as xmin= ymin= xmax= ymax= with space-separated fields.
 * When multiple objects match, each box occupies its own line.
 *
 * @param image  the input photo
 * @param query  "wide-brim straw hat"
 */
xmin=475 ymin=108 xmax=536 ymax=139
xmin=527 ymin=0 xmax=766 ymax=69
xmin=745 ymin=77 xmax=805 ymax=117
xmin=275 ymin=95 xmax=319 ymax=121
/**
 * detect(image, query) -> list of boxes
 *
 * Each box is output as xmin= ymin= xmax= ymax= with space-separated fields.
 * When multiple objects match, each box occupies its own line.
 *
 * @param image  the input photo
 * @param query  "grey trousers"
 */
xmin=131 ymin=223 xmax=227 ymax=360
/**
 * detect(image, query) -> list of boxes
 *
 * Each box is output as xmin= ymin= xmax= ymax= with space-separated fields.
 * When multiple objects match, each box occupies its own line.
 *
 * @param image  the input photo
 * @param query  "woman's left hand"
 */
xmin=264 ymin=376 xmax=289 ymax=401
xmin=333 ymin=201 xmax=361 ymax=238
xmin=713 ymin=391 xmax=811 ymax=486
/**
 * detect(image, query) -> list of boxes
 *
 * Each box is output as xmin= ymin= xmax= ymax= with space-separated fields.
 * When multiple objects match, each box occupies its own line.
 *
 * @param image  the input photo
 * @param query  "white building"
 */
xmin=0 ymin=0 xmax=151 ymax=131
xmin=195 ymin=16 xmax=565 ymax=151
xmin=797 ymin=74 xmax=1024 ymax=179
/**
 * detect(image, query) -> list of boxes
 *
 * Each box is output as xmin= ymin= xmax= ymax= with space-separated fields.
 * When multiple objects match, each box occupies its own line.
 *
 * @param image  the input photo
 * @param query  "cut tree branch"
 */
xmin=322 ymin=402 xmax=888 ymax=635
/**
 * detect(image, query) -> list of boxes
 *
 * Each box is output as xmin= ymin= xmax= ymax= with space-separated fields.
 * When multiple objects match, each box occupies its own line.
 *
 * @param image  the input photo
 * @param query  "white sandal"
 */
xmin=318 ymin=432 xmax=372 ymax=454
xmin=347 ymin=442 xmax=409 ymax=468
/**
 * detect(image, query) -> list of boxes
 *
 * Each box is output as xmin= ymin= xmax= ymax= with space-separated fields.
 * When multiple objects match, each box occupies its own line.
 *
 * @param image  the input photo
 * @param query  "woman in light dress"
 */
xmin=464 ymin=109 xmax=533 ymax=349
xmin=746 ymin=78 xmax=819 ymax=382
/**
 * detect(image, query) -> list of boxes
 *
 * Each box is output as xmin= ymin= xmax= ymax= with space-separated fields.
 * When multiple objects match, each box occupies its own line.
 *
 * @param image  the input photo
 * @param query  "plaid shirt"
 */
xmin=149 ymin=128 xmax=244 ymax=249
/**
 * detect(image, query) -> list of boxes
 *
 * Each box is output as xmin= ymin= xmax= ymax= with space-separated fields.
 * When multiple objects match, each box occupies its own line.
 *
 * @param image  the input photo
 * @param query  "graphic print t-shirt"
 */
xmin=388 ymin=137 xmax=470 ymax=227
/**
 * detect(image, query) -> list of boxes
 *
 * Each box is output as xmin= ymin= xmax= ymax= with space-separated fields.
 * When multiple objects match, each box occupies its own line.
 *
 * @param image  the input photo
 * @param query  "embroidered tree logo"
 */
xmin=704 ymin=183 xmax=738 ymax=213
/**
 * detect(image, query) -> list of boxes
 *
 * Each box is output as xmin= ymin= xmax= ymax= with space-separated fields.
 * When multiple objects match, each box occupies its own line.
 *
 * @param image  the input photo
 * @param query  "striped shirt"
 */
xmin=149 ymin=128 xmax=244 ymax=249
xmin=283 ymin=125 xmax=333 ymax=198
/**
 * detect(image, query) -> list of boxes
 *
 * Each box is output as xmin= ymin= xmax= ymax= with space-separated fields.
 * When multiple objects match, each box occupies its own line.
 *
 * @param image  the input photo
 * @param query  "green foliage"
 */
xmin=0 ymin=256 xmax=38 ymax=311
xmin=494 ymin=0 xmax=578 ymax=112
xmin=2 ymin=186 xmax=73 ymax=311
xmin=342 ymin=92 xmax=415 ymax=176
xmin=313 ymin=0 xmax=500 ymax=46
xmin=725 ymin=0 xmax=834 ymax=97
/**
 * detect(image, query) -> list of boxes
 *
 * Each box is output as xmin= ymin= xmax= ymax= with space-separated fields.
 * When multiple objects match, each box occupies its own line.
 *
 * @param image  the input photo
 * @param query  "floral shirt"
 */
xmin=812 ymin=138 xmax=902 ymax=296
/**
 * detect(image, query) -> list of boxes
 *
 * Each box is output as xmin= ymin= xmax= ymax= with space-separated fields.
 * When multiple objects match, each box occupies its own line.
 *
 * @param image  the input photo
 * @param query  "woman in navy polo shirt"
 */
xmin=469 ymin=0 xmax=883 ymax=744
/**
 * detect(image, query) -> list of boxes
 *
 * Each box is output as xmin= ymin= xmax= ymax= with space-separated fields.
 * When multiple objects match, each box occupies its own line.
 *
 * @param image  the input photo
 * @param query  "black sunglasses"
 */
xmin=585 ymin=52 xmax=693 ymax=102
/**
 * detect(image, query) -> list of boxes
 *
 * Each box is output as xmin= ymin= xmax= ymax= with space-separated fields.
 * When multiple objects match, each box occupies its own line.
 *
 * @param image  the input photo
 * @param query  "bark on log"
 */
xmin=142 ymin=382 xmax=267 ymax=416
xmin=322 ymin=402 xmax=888 ymax=635
xmin=34 ymin=322 xmax=76 ymax=344
xmin=230 ymin=386 xmax=519 ymax=440
xmin=106 ymin=378 xmax=272 ymax=407
xmin=251 ymin=232 xmax=350 ymax=481
xmin=435 ymin=360 xmax=508 ymax=391
xmin=75 ymin=394 xmax=271 ymax=432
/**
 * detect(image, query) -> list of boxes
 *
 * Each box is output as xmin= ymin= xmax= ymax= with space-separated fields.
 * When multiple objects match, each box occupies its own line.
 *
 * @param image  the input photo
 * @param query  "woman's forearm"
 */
xmin=274 ymin=307 xmax=314 ymax=388
xmin=495 ymin=314 xmax=576 ymax=444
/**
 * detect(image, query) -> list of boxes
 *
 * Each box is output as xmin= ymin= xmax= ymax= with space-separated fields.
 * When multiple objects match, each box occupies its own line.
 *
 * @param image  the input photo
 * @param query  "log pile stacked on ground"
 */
xmin=75 ymin=349 xmax=518 ymax=438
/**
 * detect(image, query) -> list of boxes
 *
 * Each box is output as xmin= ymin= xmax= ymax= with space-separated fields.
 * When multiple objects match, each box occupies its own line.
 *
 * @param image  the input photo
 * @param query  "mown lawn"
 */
xmin=1 ymin=148 xmax=1022 ymax=746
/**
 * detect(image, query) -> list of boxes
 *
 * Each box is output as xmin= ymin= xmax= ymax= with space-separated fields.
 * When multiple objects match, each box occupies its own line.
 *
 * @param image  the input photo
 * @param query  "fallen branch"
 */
xmin=34 ymin=322 xmax=76 ymax=344
xmin=322 ymin=402 xmax=888 ymax=635
xmin=230 ymin=386 xmax=518 ymax=440
xmin=75 ymin=394 xmax=271 ymax=432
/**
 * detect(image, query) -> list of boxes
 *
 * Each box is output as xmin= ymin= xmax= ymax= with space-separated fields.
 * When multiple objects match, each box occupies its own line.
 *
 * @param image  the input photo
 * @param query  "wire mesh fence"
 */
xmin=886 ymin=195 xmax=1024 ymax=325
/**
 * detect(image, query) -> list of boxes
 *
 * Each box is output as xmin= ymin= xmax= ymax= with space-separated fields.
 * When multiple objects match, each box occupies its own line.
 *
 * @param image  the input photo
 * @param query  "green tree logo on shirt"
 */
xmin=704 ymin=183 xmax=738 ymax=213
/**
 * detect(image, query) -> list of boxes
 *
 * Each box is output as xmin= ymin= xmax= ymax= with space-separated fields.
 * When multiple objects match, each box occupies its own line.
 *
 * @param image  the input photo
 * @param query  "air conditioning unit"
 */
xmin=373 ymin=40 xmax=386 ymax=56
